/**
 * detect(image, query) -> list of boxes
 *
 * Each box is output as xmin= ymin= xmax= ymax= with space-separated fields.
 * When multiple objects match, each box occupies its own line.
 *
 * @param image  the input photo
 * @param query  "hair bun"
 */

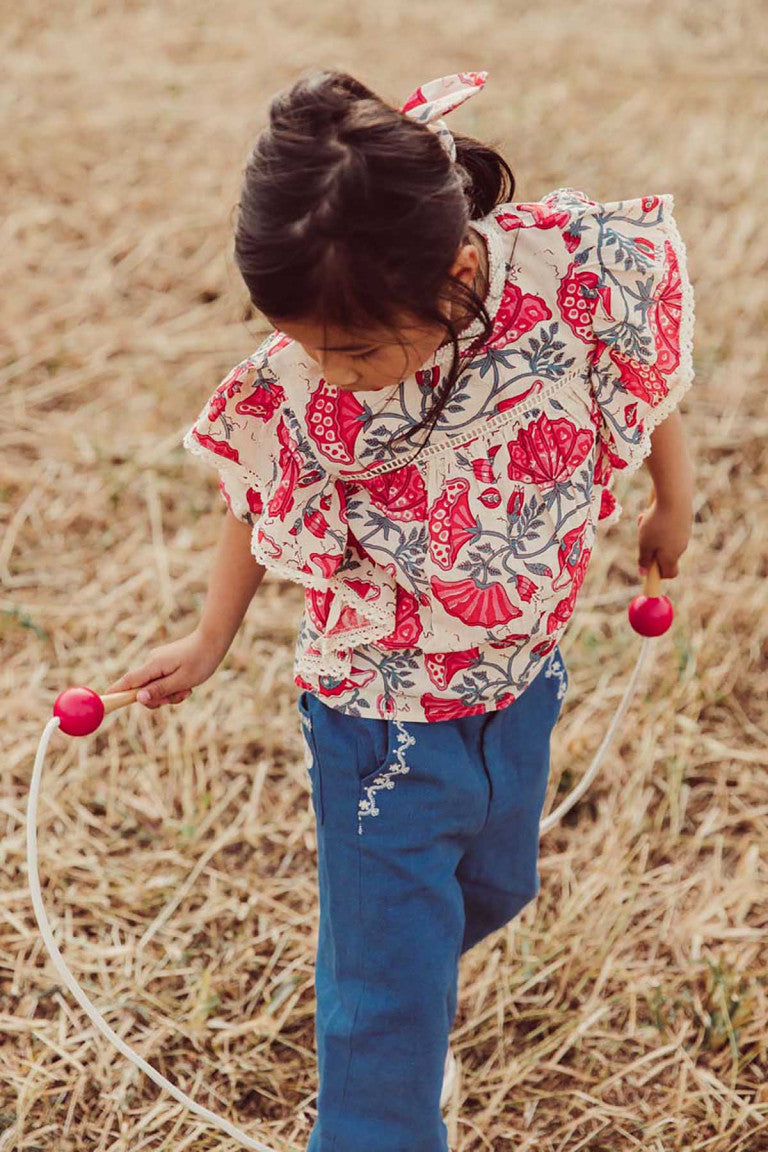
xmin=270 ymin=69 xmax=372 ymax=137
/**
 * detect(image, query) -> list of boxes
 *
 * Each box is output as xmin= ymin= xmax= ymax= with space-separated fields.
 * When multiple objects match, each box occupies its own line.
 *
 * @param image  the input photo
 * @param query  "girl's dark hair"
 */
xmin=234 ymin=68 xmax=515 ymax=457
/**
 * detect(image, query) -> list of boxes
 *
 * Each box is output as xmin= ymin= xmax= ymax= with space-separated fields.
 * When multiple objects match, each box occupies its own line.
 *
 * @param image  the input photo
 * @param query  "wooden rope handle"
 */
xmin=640 ymin=486 xmax=662 ymax=598
xmin=100 ymin=687 xmax=190 ymax=715
xmin=100 ymin=689 xmax=140 ymax=716
xmin=643 ymin=558 xmax=662 ymax=599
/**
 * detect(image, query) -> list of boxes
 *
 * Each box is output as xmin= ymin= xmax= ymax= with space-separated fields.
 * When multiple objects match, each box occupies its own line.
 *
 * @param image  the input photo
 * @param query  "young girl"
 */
xmin=105 ymin=69 xmax=695 ymax=1151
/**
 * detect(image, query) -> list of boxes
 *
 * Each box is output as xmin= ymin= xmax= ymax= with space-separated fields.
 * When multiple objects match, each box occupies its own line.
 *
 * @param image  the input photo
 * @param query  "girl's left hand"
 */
xmin=637 ymin=497 xmax=693 ymax=578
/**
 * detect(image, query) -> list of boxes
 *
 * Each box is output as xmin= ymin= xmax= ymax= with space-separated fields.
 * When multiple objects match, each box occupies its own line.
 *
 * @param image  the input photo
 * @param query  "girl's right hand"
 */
xmin=101 ymin=629 xmax=226 ymax=710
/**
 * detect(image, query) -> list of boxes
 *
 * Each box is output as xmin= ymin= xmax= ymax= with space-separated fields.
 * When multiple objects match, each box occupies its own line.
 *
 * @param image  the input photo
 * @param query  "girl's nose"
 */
xmin=326 ymin=373 xmax=358 ymax=388
xmin=310 ymin=353 xmax=358 ymax=389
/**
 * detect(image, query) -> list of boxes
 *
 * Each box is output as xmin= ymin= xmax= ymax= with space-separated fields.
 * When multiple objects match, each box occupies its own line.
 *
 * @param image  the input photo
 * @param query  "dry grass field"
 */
xmin=2 ymin=2 xmax=767 ymax=1150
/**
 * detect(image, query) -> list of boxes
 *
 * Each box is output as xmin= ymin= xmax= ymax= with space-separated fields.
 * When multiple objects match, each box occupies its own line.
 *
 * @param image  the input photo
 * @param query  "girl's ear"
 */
xmin=448 ymin=240 xmax=480 ymax=288
xmin=436 ymin=237 xmax=481 ymax=325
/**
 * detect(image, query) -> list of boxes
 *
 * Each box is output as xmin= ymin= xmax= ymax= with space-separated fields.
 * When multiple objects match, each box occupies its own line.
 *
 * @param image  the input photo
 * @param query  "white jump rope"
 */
xmin=27 ymin=560 xmax=669 ymax=1151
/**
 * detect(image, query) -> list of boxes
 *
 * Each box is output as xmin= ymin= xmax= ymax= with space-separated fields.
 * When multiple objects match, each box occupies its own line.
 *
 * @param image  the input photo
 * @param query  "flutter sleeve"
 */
xmin=181 ymin=337 xmax=401 ymax=676
xmin=579 ymin=192 xmax=696 ymax=473
xmin=182 ymin=341 xmax=283 ymax=526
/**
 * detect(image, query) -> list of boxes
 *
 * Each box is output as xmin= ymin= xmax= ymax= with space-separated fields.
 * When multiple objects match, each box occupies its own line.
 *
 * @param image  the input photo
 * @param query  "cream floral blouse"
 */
xmin=183 ymin=187 xmax=695 ymax=722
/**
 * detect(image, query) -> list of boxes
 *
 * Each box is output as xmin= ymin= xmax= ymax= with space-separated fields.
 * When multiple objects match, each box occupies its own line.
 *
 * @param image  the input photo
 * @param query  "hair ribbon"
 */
xmin=400 ymin=71 xmax=489 ymax=162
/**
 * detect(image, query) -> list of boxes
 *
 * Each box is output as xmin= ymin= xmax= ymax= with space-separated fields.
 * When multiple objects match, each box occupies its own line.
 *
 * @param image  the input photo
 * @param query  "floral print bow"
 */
xmin=400 ymin=71 xmax=489 ymax=162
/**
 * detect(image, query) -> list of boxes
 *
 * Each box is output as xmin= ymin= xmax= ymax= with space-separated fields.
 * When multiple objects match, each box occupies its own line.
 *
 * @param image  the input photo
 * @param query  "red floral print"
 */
xmin=546 ymin=545 xmax=592 ymax=634
xmin=375 ymin=585 xmax=423 ymax=650
xmin=324 ymin=604 xmax=370 ymax=639
xmin=507 ymin=487 xmax=525 ymax=517
xmin=191 ymin=428 xmax=239 ymax=464
xmin=516 ymin=574 xmax=538 ymax=602
xmin=599 ymin=488 xmax=617 ymax=520
xmin=315 ymin=664 xmax=378 ymax=697
xmin=218 ymin=476 xmax=265 ymax=520
xmin=207 ymin=393 xmax=227 ymax=421
xmin=306 ymin=586 xmax=334 ymax=631
xmin=206 ymin=365 xmax=251 ymax=421
xmin=599 ymin=345 xmax=670 ymax=406
xmin=469 ymin=447 xmax=500 ymax=483
xmin=552 ymin=518 xmax=589 ymax=592
xmin=487 ymin=282 xmax=552 ymax=349
xmin=376 ymin=693 xmax=398 ymax=718
xmin=267 ymin=417 xmax=301 ymax=520
xmin=420 ymin=693 xmax=487 ymax=722
xmin=478 ymin=487 xmax=501 ymax=508
xmin=424 ymin=647 xmax=481 ymax=689
xmin=235 ymin=380 xmax=285 ymax=422
xmin=400 ymin=70 xmax=486 ymax=116
xmin=645 ymin=240 xmax=683 ymax=373
xmin=303 ymin=508 xmax=329 ymax=538
xmin=488 ymin=632 xmax=529 ymax=649
xmin=267 ymin=333 xmax=293 ymax=357
xmin=496 ymin=202 xmax=570 ymax=233
xmin=557 ymin=261 xmax=603 ymax=344
xmin=307 ymin=550 xmax=344 ymax=579
xmin=495 ymin=691 xmax=516 ymax=708
xmin=507 ymin=412 xmax=594 ymax=489
xmin=430 ymin=576 xmax=523 ymax=628
xmin=428 ymin=478 xmax=477 ymax=569
xmin=343 ymin=577 xmax=382 ymax=601
xmin=306 ymin=382 xmax=367 ymax=465
xmin=496 ymin=380 xmax=544 ymax=413
xmin=359 ymin=464 xmax=428 ymax=522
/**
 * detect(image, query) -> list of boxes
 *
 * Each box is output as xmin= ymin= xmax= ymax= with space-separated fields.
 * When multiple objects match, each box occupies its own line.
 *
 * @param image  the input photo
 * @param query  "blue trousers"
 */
xmin=297 ymin=646 xmax=569 ymax=1152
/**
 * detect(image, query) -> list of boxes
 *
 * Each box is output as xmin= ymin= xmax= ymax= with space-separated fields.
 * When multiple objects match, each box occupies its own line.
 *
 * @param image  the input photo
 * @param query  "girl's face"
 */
xmin=266 ymin=231 xmax=485 ymax=393
xmin=268 ymin=314 xmax=448 ymax=393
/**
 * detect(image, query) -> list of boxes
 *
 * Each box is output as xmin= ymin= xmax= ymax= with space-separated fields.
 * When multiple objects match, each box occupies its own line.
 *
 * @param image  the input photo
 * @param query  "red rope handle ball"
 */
xmin=627 ymin=557 xmax=673 ymax=637
xmin=53 ymin=687 xmax=138 ymax=736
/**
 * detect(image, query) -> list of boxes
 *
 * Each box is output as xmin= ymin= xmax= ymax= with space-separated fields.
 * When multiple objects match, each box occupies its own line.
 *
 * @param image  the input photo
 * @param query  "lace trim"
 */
xmin=296 ymin=646 xmax=351 ymax=679
xmin=342 ymin=365 xmax=591 ymax=480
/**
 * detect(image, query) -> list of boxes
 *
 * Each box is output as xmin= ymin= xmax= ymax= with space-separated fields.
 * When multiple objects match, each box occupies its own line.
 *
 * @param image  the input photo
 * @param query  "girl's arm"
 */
xmin=196 ymin=509 xmax=267 ymax=659
xmin=644 ymin=410 xmax=694 ymax=508
xmin=637 ymin=410 xmax=695 ymax=578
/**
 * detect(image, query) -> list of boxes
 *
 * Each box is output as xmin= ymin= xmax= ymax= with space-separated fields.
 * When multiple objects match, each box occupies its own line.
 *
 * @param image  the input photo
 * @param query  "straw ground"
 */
xmin=2 ymin=2 xmax=766 ymax=1150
